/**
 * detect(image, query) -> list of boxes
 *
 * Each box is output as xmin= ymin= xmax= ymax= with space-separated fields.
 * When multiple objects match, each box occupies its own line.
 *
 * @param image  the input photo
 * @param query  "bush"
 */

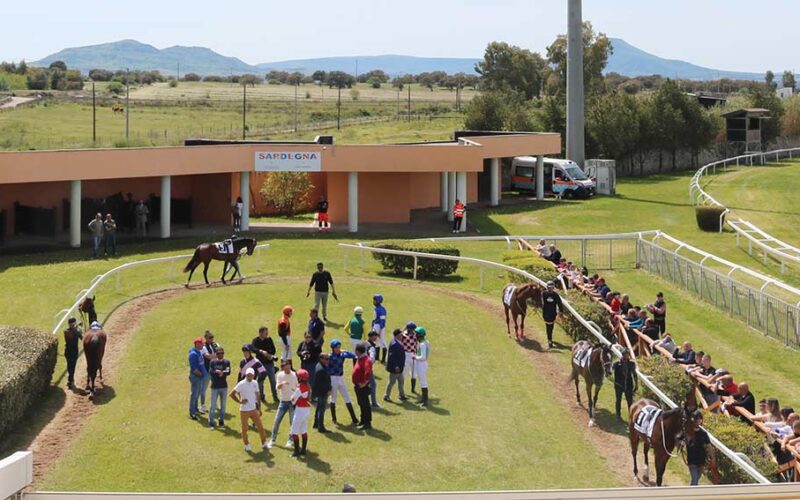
xmin=107 ymin=81 xmax=124 ymax=95
xmin=0 ymin=325 xmax=57 ymax=440
xmin=501 ymin=250 xmax=560 ymax=284
xmin=168 ymin=79 xmax=178 ymax=88
xmin=371 ymin=241 xmax=460 ymax=278
xmin=637 ymin=355 xmax=694 ymax=405
xmin=696 ymin=206 xmax=726 ymax=232
xmin=702 ymin=412 xmax=775 ymax=484
xmin=350 ymin=89 xmax=360 ymax=101
xmin=561 ymin=289 xmax=614 ymax=342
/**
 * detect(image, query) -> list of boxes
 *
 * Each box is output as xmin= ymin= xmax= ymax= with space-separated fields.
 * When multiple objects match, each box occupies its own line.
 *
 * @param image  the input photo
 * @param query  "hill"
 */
xmin=257 ymin=54 xmax=479 ymax=76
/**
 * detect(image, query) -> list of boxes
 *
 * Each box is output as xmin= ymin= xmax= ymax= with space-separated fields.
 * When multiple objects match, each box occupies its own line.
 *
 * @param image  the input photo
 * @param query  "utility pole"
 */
xmin=336 ymin=86 xmax=341 ymax=130
xmin=407 ymin=85 xmax=411 ymax=121
xmin=397 ymin=86 xmax=400 ymax=118
xmin=92 ymin=81 xmax=96 ymax=143
xmin=294 ymin=83 xmax=298 ymax=133
xmin=125 ymin=68 xmax=130 ymax=141
xmin=566 ymin=0 xmax=585 ymax=166
xmin=177 ymin=61 xmax=180 ymax=80
xmin=242 ymin=84 xmax=247 ymax=140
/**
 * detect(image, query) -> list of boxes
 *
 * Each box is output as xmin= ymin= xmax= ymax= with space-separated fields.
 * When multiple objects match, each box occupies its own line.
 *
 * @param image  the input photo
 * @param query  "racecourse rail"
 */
xmin=688 ymin=147 xmax=800 ymax=273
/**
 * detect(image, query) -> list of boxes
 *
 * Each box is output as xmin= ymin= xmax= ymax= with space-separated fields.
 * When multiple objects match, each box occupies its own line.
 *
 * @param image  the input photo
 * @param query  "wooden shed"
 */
xmin=723 ymin=108 xmax=770 ymax=152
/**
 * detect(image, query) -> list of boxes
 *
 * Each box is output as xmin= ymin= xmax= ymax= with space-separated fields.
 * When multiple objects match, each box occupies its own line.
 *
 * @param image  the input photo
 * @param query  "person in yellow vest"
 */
xmin=452 ymin=199 xmax=465 ymax=233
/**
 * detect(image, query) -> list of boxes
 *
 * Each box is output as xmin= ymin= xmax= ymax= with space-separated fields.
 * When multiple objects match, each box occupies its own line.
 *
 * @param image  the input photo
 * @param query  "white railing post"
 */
xmin=413 ymin=256 xmax=418 ymax=280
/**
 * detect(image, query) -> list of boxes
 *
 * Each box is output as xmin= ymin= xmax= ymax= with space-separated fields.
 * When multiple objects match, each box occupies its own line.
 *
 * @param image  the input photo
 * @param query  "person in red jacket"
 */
xmin=352 ymin=342 xmax=374 ymax=430
xmin=452 ymin=199 xmax=465 ymax=233
xmin=278 ymin=306 xmax=293 ymax=363
xmin=290 ymin=368 xmax=311 ymax=457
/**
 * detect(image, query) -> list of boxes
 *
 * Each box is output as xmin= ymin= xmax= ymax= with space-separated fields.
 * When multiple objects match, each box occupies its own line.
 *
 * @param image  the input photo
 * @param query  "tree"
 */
xmin=182 ymin=72 xmax=201 ymax=82
xmin=48 ymin=60 xmax=67 ymax=71
xmin=745 ymin=83 xmax=784 ymax=144
xmin=765 ymin=71 xmax=777 ymax=90
xmin=587 ymin=91 xmax=639 ymax=170
xmin=782 ymin=71 xmax=796 ymax=92
xmin=107 ymin=81 xmax=125 ymax=95
xmin=546 ymin=22 xmax=612 ymax=96
xmin=25 ymin=68 xmax=48 ymax=90
xmin=464 ymin=90 xmax=537 ymax=132
xmin=17 ymin=60 xmax=27 ymax=75
xmin=475 ymin=41 xmax=547 ymax=100
xmin=325 ymin=71 xmax=355 ymax=89
xmin=49 ymin=69 xmax=65 ymax=90
xmin=259 ymin=172 xmax=315 ymax=215
xmin=89 ymin=69 xmax=113 ymax=81
xmin=367 ymin=77 xmax=382 ymax=89
xmin=240 ymin=74 xmax=262 ymax=87
xmin=782 ymin=95 xmax=800 ymax=137
xmin=287 ymin=72 xmax=304 ymax=86
xmin=311 ymin=70 xmax=327 ymax=83
xmin=391 ymin=76 xmax=404 ymax=91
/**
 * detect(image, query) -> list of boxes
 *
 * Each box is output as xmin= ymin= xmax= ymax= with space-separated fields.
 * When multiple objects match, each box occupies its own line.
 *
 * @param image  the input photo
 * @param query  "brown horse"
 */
xmin=502 ymin=283 xmax=543 ymax=340
xmin=569 ymin=340 xmax=613 ymax=426
xmin=629 ymin=389 xmax=697 ymax=486
xmin=79 ymin=295 xmax=97 ymax=326
xmin=183 ymin=237 xmax=257 ymax=286
xmin=83 ymin=324 xmax=107 ymax=400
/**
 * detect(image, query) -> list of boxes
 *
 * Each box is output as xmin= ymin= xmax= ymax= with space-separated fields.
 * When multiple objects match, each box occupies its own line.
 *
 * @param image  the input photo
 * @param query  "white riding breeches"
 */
xmin=413 ymin=361 xmax=428 ymax=388
xmin=290 ymin=406 xmax=310 ymax=435
xmin=330 ymin=375 xmax=352 ymax=404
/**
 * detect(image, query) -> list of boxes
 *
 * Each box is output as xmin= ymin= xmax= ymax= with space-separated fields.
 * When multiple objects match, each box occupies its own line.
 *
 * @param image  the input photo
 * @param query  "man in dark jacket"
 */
xmin=63 ymin=317 xmax=83 ymax=388
xmin=541 ymin=281 xmax=563 ymax=349
xmin=672 ymin=341 xmax=696 ymax=365
xmin=297 ymin=332 xmax=322 ymax=387
xmin=612 ymin=348 xmax=637 ymax=419
xmin=312 ymin=353 xmax=332 ymax=433
xmin=251 ymin=326 xmax=278 ymax=403
xmin=383 ymin=328 xmax=406 ymax=402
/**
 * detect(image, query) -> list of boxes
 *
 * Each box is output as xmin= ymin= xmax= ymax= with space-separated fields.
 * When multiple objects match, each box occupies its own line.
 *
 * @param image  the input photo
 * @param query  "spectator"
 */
xmin=229 ymin=367 xmax=268 ymax=452
xmin=327 ymin=339 xmax=359 ymax=425
xmin=371 ymin=294 xmax=388 ymax=364
xmin=367 ymin=331 xmax=380 ymax=408
xmin=641 ymin=318 xmax=660 ymax=343
xmin=312 ymin=353 xmax=332 ymax=433
xmin=87 ymin=213 xmax=104 ymax=259
xmin=753 ymin=398 xmax=783 ymax=424
xmin=307 ymin=307 xmax=326 ymax=346
xmin=352 ymin=342 xmax=373 ymax=430
xmin=610 ymin=292 xmax=622 ymax=313
xmin=188 ymin=337 xmax=207 ymax=420
xmin=401 ymin=321 xmax=417 ymax=396
xmin=414 ymin=326 xmax=431 ymax=407
xmin=297 ymin=332 xmax=321 ymax=387
xmin=63 ymin=317 xmax=83 ymax=389
xmin=691 ymin=354 xmax=718 ymax=406
xmin=626 ymin=308 xmax=643 ymax=330
xmin=547 ymin=244 xmax=562 ymax=264
xmin=267 ymin=359 xmax=298 ymax=449
xmin=345 ymin=306 xmax=366 ymax=352
xmin=134 ymin=200 xmax=149 ymax=237
xmin=619 ymin=294 xmax=633 ymax=315
xmin=278 ymin=306 xmax=293 ymax=362
xmin=686 ymin=411 xmax=716 ymax=486
xmin=654 ymin=332 xmax=677 ymax=355
xmin=452 ymin=198 xmax=465 ymax=233
xmin=306 ymin=262 xmax=338 ymax=322
xmin=725 ymin=382 xmax=755 ymax=425
xmin=208 ymin=347 xmax=231 ymax=429
xmin=200 ymin=330 xmax=219 ymax=412
xmin=612 ymin=348 xmax=637 ymax=420
xmin=103 ymin=214 xmax=117 ymax=257
xmin=647 ymin=292 xmax=667 ymax=334
xmin=251 ymin=326 xmax=278 ymax=403
xmin=238 ymin=344 xmax=266 ymax=382
xmin=535 ymin=239 xmax=551 ymax=258
xmin=316 ymin=195 xmax=330 ymax=232
xmin=595 ymin=278 xmax=610 ymax=298
xmin=384 ymin=328 xmax=406 ymax=402
xmin=232 ymin=196 xmax=243 ymax=232
xmin=289 ymin=369 xmax=312 ymax=457
xmin=672 ymin=341 xmax=696 ymax=365
xmin=713 ymin=375 xmax=738 ymax=397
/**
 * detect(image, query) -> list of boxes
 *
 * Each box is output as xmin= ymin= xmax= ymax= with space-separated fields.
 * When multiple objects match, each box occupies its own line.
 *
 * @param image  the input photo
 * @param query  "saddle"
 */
xmin=503 ymin=286 xmax=517 ymax=307
xmin=216 ymin=240 xmax=236 ymax=255
xmin=572 ymin=347 xmax=592 ymax=368
xmin=633 ymin=405 xmax=663 ymax=438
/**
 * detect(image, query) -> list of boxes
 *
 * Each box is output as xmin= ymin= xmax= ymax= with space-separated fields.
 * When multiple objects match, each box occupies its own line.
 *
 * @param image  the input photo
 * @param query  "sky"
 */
xmin=2 ymin=0 xmax=798 ymax=72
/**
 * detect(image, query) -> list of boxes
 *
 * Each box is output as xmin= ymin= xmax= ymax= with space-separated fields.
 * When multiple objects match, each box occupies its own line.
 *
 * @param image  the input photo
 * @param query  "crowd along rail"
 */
xmin=688 ymin=147 xmax=800 ymax=271
xmin=338 ymin=242 xmax=772 ymax=484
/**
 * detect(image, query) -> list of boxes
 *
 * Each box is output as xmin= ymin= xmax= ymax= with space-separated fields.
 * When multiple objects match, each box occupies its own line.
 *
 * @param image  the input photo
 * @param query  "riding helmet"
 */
xmin=354 ymin=306 xmax=364 ymax=315
xmin=282 ymin=305 xmax=293 ymax=315
xmin=373 ymin=294 xmax=384 ymax=303
xmin=414 ymin=326 xmax=427 ymax=337
xmin=330 ymin=338 xmax=342 ymax=348
xmin=405 ymin=321 xmax=417 ymax=330
xmin=296 ymin=369 xmax=309 ymax=382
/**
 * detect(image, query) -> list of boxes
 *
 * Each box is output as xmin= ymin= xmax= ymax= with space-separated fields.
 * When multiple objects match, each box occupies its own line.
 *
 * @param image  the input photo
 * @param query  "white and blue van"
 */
xmin=510 ymin=157 xmax=595 ymax=199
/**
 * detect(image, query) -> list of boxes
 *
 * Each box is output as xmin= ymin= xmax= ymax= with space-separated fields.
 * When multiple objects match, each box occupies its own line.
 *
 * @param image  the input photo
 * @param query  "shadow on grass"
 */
xmin=299 ymin=450 xmax=332 ymax=473
xmin=322 ymin=431 xmax=352 ymax=444
xmin=245 ymin=448 xmax=276 ymax=468
xmin=0 ymin=384 xmax=66 ymax=457
xmin=374 ymin=271 xmax=465 ymax=285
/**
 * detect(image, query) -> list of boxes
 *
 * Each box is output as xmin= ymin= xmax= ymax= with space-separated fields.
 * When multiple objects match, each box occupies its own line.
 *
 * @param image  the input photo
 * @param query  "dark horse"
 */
xmin=183 ymin=237 xmax=257 ymax=286
xmin=502 ymin=283 xmax=543 ymax=341
xmin=79 ymin=295 xmax=97 ymax=326
xmin=83 ymin=325 xmax=107 ymax=400
xmin=569 ymin=340 xmax=613 ymax=427
xmin=629 ymin=389 xmax=697 ymax=486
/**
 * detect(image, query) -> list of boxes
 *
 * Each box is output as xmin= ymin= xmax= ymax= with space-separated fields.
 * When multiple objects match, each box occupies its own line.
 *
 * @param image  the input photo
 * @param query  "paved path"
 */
xmin=0 ymin=96 xmax=36 ymax=110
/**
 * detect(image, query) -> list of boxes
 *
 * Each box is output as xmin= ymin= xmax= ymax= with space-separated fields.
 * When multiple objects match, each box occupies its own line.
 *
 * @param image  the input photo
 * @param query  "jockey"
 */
xmin=372 ymin=294 xmax=388 ymax=364
xmin=290 ymin=369 xmax=312 ymax=457
xmin=413 ymin=327 xmax=431 ymax=407
xmin=401 ymin=322 xmax=417 ymax=395
xmin=326 ymin=339 xmax=359 ymax=425
xmin=278 ymin=306 xmax=293 ymax=363
xmin=542 ymin=281 xmax=563 ymax=349
xmin=90 ymin=321 xmax=102 ymax=330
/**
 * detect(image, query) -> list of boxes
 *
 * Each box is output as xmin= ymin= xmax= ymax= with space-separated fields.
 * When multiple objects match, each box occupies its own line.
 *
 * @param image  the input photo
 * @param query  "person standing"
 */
xmin=134 ymin=200 xmax=149 ymax=237
xmin=199 ymin=330 xmax=219 ymax=413
xmin=452 ymin=199 xmax=465 ymax=233
xmin=312 ymin=353 xmax=332 ymax=433
xmin=400 ymin=321 xmax=417 ymax=396
xmin=278 ymin=306 xmax=293 ymax=363
xmin=316 ymin=196 xmax=330 ymax=232
xmin=414 ymin=327 xmax=431 ymax=408
xmin=87 ymin=213 xmax=104 ymax=259
xmin=188 ymin=337 xmax=207 ymax=420
xmin=345 ymin=306 xmax=366 ymax=352
xmin=648 ymin=292 xmax=667 ymax=335
xmin=352 ymin=342 xmax=373 ymax=430
xmin=371 ymin=294 xmax=388 ymax=364
xmin=306 ymin=262 xmax=338 ymax=321
xmin=208 ymin=347 xmax=231 ymax=428
xmin=297 ymin=332 xmax=321 ymax=387
xmin=289 ymin=369 xmax=312 ymax=457
xmin=612 ymin=348 xmax=637 ymax=420
xmin=367 ymin=331 xmax=380 ymax=408
xmin=307 ymin=307 xmax=326 ymax=346
xmin=267 ymin=360 xmax=298 ymax=449
xmin=541 ymin=281 xmax=564 ymax=349
xmin=238 ymin=344 xmax=267 ymax=382
xmin=63 ymin=317 xmax=83 ymax=389
xmin=686 ymin=411 xmax=716 ymax=485
xmin=229 ymin=367 xmax=268 ymax=452
xmin=103 ymin=214 xmax=117 ymax=257
xmin=251 ymin=326 xmax=278 ymax=403
xmin=327 ymin=339 xmax=359 ymax=425
xmin=232 ymin=196 xmax=243 ymax=232
xmin=384 ymin=328 xmax=406 ymax=402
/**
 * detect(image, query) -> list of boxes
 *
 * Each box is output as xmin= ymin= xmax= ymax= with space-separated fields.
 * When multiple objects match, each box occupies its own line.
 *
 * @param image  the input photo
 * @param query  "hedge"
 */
xmin=0 ymin=325 xmax=57 ymax=440
xmin=501 ymin=251 xmax=561 ymax=284
xmin=371 ymin=240 xmax=459 ymax=278
xmin=636 ymin=355 xmax=694 ymax=405
xmin=560 ymin=289 xmax=614 ymax=343
xmin=696 ymin=206 xmax=727 ymax=232
xmin=702 ymin=412 xmax=775 ymax=484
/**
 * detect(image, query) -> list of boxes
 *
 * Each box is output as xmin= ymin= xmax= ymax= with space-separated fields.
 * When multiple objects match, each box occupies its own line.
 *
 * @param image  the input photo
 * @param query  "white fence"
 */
xmin=339 ymin=242 xmax=771 ymax=484
xmin=688 ymin=147 xmax=800 ymax=271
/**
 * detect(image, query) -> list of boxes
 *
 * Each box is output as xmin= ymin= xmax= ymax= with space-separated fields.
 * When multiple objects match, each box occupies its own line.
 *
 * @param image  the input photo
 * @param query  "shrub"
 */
xmin=168 ymin=79 xmax=178 ymax=88
xmin=696 ymin=206 xmax=726 ymax=232
xmin=561 ymin=289 xmax=614 ymax=342
xmin=501 ymin=250 xmax=560 ymax=284
xmin=371 ymin=241 xmax=460 ymax=278
xmin=702 ymin=412 xmax=775 ymax=484
xmin=637 ymin=355 xmax=694 ymax=405
xmin=0 ymin=325 xmax=57 ymax=440
xmin=350 ymin=89 xmax=360 ymax=101
xmin=107 ymin=81 xmax=124 ymax=95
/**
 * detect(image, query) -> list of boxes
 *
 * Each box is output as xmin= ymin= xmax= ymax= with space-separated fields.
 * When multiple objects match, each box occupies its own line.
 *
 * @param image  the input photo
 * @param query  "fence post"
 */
xmin=609 ymin=239 xmax=613 ymax=269
xmin=413 ymin=256 xmax=418 ymax=280
xmin=360 ymin=249 xmax=365 ymax=272
xmin=581 ymin=239 xmax=587 ymax=268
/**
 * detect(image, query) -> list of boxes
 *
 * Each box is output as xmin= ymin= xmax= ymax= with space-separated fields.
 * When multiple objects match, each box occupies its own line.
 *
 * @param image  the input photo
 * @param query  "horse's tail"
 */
xmin=183 ymin=248 xmax=200 ymax=273
xmin=84 ymin=334 xmax=101 ymax=380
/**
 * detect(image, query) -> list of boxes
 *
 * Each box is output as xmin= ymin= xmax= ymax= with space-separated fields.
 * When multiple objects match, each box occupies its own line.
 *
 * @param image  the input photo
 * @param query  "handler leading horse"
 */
xmin=183 ymin=237 xmax=257 ymax=286
xmin=502 ymin=283 xmax=543 ymax=341
xmin=569 ymin=340 xmax=613 ymax=427
xmin=83 ymin=322 xmax=107 ymax=400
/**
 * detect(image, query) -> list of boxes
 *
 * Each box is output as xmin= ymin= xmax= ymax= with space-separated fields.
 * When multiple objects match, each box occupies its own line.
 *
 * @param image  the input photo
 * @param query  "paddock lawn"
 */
xmin=40 ymin=280 xmax=618 ymax=492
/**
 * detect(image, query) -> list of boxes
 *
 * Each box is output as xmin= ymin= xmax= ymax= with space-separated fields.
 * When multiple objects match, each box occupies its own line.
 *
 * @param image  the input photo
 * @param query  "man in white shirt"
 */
xmin=267 ymin=360 xmax=298 ymax=449
xmin=229 ymin=367 xmax=268 ymax=452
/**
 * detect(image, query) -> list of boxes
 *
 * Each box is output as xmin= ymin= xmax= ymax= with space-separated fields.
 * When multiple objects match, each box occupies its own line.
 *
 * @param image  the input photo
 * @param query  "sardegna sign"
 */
xmin=254 ymin=151 xmax=322 ymax=172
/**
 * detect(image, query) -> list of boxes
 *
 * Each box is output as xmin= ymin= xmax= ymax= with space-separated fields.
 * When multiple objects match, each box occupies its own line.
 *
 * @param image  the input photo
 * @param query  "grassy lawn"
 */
xmin=250 ymin=212 xmax=316 ymax=224
xmin=41 ymin=280 xmax=618 ymax=492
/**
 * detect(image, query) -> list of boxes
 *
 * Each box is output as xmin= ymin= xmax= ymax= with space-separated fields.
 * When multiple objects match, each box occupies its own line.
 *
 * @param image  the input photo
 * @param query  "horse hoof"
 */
xmin=588 ymin=419 xmax=595 ymax=427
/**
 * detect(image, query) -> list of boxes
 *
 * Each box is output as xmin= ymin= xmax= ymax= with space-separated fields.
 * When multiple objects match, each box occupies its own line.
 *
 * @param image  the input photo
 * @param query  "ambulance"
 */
xmin=510 ymin=157 xmax=595 ymax=199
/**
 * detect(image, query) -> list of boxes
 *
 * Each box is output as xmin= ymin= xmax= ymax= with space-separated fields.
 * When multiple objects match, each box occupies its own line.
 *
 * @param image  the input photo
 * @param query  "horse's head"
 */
xmin=599 ymin=344 xmax=613 ymax=378
xmin=80 ymin=295 xmax=96 ymax=313
xmin=522 ymin=284 xmax=543 ymax=305
xmin=245 ymin=238 xmax=257 ymax=256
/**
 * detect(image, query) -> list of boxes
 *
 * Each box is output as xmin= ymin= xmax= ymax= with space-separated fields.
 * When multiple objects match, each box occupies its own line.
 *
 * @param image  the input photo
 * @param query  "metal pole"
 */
xmin=242 ymin=84 xmax=247 ymax=140
xmin=566 ymin=0 xmax=585 ymax=166
xmin=294 ymin=84 xmax=298 ymax=133
xmin=407 ymin=85 xmax=411 ymax=121
xmin=337 ymin=86 xmax=341 ymax=130
xmin=125 ymin=68 xmax=130 ymax=141
xmin=92 ymin=82 xmax=96 ymax=143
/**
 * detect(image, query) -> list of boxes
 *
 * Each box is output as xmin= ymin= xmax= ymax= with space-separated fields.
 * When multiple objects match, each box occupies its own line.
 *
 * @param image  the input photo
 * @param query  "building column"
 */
xmin=456 ymin=171 xmax=468 ymax=232
xmin=447 ymin=171 xmax=457 ymax=222
xmin=440 ymin=172 xmax=449 ymax=213
xmin=240 ymin=171 xmax=250 ymax=231
xmin=70 ymin=180 xmax=81 ymax=248
xmin=160 ymin=175 xmax=171 ymax=239
xmin=348 ymin=171 xmax=358 ymax=233
xmin=536 ymin=155 xmax=545 ymax=201
xmin=490 ymin=158 xmax=500 ymax=207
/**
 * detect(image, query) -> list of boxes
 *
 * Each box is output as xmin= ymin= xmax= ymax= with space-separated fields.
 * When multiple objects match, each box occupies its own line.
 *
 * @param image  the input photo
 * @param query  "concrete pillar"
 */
xmin=447 ymin=171 xmax=457 ymax=222
xmin=456 ymin=171 xmax=468 ymax=232
xmin=536 ymin=155 xmax=545 ymax=201
xmin=440 ymin=172 xmax=449 ymax=212
xmin=70 ymin=180 xmax=81 ymax=248
xmin=490 ymin=158 xmax=500 ymax=207
xmin=240 ymin=171 xmax=250 ymax=231
xmin=160 ymin=175 xmax=171 ymax=239
xmin=567 ymin=0 xmax=585 ymax=166
xmin=348 ymin=171 xmax=358 ymax=233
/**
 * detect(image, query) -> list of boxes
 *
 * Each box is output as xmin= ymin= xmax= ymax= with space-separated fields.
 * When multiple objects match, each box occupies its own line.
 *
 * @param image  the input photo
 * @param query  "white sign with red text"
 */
xmin=254 ymin=151 xmax=322 ymax=172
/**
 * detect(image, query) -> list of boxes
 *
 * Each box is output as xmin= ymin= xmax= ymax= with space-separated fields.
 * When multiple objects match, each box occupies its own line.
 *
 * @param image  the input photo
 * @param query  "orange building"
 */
xmin=0 ymin=131 xmax=560 ymax=247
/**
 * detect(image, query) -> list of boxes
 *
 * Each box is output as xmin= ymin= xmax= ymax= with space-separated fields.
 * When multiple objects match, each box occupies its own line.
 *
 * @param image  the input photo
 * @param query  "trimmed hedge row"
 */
xmin=371 ymin=240 xmax=460 ymax=277
xmin=696 ymin=206 xmax=727 ymax=232
xmin=702 ymin=412 xmax=776 ymax=484
xmin=636 ymin=355 xmax=694 ymax=405
xmin=561 ymin=289 xmax=614 ymax=343
xmin=501 ymin=251 xmax=561 ymax=284
xmin=0 ymin=325 xmax=57 ymax=440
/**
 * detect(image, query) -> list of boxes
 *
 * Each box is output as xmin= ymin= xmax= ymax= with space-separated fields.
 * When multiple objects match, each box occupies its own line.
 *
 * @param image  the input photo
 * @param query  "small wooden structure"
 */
xmin=723 ymin=108 xmax=770 ymax=152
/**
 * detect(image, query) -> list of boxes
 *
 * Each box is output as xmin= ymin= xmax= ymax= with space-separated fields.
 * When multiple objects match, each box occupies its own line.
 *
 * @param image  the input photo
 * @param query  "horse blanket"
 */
xmin=216 ymin=240 xmax=235 ymax=254
xmin=633 ymin=405 xmax=663 ymax=438
xmin=503 ymin=286 xmax=517 ymax=307
xmin=572 ymin=346 xmax=592 ymax=368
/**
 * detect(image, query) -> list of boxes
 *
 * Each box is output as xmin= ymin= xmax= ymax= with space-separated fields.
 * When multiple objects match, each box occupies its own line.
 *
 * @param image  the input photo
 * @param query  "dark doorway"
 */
xmin=477 ymin=159 xmax=492 ymax=203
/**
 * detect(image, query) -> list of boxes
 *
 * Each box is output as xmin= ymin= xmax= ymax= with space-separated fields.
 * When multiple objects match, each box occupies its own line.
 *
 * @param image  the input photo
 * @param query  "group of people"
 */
xmin=186 ymin=262 xmax=432 ymax=458
xmin=85 ymin=198 xmax=151 ymax=258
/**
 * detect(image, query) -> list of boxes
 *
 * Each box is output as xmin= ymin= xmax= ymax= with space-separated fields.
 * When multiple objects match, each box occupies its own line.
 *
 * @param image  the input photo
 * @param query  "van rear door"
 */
xmin=511 ymin=164 xmax=535 ymax=191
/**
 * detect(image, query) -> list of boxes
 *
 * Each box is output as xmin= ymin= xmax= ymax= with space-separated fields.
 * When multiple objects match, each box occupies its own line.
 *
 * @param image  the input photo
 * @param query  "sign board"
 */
xmin=254 ymin=151 xmax=322 ymax=172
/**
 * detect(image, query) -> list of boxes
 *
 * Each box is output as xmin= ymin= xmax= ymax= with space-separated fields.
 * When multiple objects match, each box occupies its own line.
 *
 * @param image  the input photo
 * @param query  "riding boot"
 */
xmin=411 ymin=378 xmax=417 ymax=394
xmin=330 ymin=403 xmax=338 ymax=424
xmin=381 ymin=348 xmax=387 ymax=364
xmin=419 ymin=388 xmax=429 ymax=407
xmin=291 ymin=436 xmax=301 ymax=457
xmin=346 ymin=402 xmax=359 ymax=424
xmin=301 ymin=434 xmax=308 ymax=455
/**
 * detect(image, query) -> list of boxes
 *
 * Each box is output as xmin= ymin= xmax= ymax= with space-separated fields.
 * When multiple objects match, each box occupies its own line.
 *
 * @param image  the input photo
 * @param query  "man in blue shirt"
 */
xmin=188 ymin=337 xmax=208 ymax=420
xmin=326 ymin=339 xmax=359 ymax=425
xmin=384 ymin=328 xmax=406 ymax=402
xmin=372 ymin=294 xmax=388 ymax=364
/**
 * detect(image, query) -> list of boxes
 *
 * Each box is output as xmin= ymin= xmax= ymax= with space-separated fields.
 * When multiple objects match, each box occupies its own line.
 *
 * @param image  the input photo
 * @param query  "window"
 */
xmin=748 ymin=118 xmax=760 ymax=131
xmin=515 ymin=166 xmax=534 ymax=178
